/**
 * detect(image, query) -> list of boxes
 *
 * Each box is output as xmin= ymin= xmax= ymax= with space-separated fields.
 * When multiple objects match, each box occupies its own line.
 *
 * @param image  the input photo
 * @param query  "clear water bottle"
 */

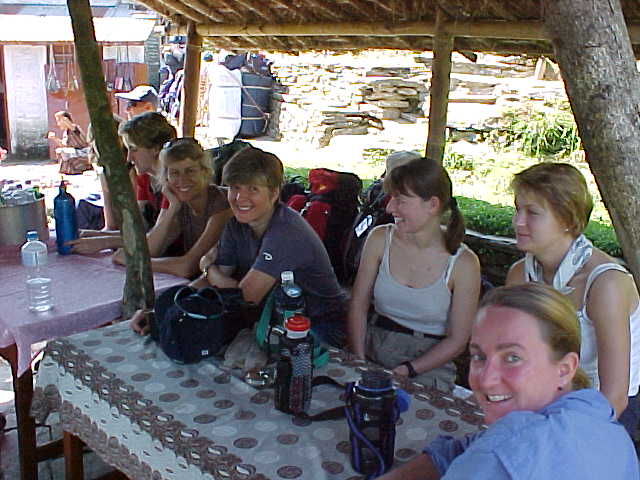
xmin=274 ymin=315 xmax=314 ymax=415
xmin=21 ymin=231 xmax=53 ymax=312
xmin=54 ymin=180 xmax=78 ymax=255
xmin=274 ymin=271 xmax=305 ymax=322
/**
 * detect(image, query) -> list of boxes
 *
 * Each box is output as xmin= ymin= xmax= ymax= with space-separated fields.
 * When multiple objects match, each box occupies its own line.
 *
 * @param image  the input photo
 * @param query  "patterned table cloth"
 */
xmin=34 ymin=321 xmax=485 ymax=480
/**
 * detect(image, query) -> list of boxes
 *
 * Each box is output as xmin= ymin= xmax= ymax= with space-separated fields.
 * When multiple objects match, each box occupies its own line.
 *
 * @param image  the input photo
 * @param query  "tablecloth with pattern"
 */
xmin=33 ymin=320 xmax=485 ymax=480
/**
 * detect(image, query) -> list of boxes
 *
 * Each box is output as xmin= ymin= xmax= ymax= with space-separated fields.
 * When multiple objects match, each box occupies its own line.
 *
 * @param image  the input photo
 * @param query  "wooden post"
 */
xmin=179 ymin=21 xmax=202 ymax=137
xmin=67 ymin=0 xmax=155 ymax=317
xmin=544 ymin=0 xmax=640 ymax=289
xmin=426 ymin=8 xmax=453 ymax=163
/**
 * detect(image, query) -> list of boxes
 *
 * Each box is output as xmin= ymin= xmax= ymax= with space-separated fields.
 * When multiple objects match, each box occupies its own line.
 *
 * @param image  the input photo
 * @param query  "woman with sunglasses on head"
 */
xmin=379 ymin=284 xmax=639 ymax=480
xmin=347 ymin=157 xmax=480 ymax=391
xmin=112 ymin=137 xmax=231 ymax=279
xmin=152 ymin=146 xmax=348 ymax=346
xmin=506 ymin=162 xmax=640 ymax=439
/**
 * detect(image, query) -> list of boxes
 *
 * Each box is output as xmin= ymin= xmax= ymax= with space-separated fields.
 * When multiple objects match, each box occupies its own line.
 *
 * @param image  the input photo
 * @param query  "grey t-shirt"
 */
xmin=215 ymin=203 xmax=347 ymax=323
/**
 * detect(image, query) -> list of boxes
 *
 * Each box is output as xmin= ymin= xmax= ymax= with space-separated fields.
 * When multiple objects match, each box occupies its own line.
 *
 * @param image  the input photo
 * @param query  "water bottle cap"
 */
xmin=26 ymin=231 xmax=39 ymax=241
xmin=285 ymin=315 xmax=310 ymax=332
xmin=281 ymin=271 xmax=294 ymax=283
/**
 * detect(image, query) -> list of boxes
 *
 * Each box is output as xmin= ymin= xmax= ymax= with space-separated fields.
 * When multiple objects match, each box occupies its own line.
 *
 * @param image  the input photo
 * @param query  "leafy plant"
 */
xmin=362 ymin=148 xmax=394 ymax=166
xmin=444 ymin=151 xmax=474 ymax=171
xmin=491 ymin=104 xmax=581 ymax=158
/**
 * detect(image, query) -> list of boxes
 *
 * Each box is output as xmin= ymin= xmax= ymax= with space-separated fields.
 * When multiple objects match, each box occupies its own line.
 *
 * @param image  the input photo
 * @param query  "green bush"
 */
xmin=458 ymin=196 xmax=622 ymax=257
xmin=491 ymin=104 xmax=581 ymax=158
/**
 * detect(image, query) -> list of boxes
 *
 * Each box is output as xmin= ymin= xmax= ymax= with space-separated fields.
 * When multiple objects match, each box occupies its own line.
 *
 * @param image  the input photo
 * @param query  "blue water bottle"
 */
xmin=54 ymin=181 xmax=78 ymax=255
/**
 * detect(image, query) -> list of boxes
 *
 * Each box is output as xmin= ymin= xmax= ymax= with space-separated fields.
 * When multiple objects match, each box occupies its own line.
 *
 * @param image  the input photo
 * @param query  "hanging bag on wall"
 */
xmin=150 ymin=285 xmax=250 ymax=364
xmin=46 ymin=44 xmax=62 ymax=97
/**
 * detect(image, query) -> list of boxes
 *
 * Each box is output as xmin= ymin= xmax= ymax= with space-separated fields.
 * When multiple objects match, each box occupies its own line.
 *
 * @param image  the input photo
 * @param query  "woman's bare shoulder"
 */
xmin=506 ymin=258 xmax=526 ymax=285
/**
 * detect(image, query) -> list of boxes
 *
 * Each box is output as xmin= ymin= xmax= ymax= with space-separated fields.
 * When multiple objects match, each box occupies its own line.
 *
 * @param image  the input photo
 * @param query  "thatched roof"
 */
xmin=136 ymin=0 xmax=640 ymax=54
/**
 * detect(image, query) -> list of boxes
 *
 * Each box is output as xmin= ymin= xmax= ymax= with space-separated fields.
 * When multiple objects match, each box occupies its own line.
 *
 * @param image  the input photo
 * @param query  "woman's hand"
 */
xmin=393 ymin=364 xmax=411 ymax=377
xmin=199 ymin=246 xmax=218 ymax=273
xmin=162 ymin=184 xmax=181 ymax=210
xmin=111 ymin=248 xmax=125 ymax=265
xmin=130 ymin=309 xmax=153 ymax=335
xmin=66 ymin=236 xmax=118 ymax=255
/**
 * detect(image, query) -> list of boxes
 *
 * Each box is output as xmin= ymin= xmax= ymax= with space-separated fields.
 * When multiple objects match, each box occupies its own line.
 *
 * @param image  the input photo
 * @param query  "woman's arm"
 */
xmin=202 ymin=265 xmax=275 ymax=305
xmin=67 ymin=235 xmax=124 ymax=254
xmin=148 ymin=209 xmax=233 ymax=279
xmin=378 ymin=453 xmax=440 ymax=480
xmin=505 ymin=259 xmax=525 ymax=286
xmin=395 ymin=249 xmax=481 ymax=377
xmin=145 ymin=187 xmax=182 ymax=257
xmin=587 ymin=269 xmax=636 ymax=417
xmin=347 ymin=227 xmax=386 ymax=358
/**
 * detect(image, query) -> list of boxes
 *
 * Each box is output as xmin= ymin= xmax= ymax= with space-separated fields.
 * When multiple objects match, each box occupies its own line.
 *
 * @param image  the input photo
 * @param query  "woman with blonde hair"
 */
xmin=379 ymin=283 xmax=638 ymax=479
xmin=347 ymin=157 xmax=480 ymax=390
xmin=506 ymin=162 xmax=640 ymax=438
xmin=112 ymin=137 xmax=231 ymax=278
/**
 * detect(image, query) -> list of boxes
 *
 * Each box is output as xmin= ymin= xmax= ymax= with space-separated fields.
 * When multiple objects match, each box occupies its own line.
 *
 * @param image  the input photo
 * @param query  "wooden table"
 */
xmin=0 ymin=244 xmax=186 ymax=479
xmin=34 ymin=321 xmax=485 ymax=479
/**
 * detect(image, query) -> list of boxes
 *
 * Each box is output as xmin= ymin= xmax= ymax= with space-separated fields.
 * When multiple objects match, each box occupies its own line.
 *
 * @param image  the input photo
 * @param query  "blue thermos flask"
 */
xmin=54 ymin=181 xmax=78 ymax=255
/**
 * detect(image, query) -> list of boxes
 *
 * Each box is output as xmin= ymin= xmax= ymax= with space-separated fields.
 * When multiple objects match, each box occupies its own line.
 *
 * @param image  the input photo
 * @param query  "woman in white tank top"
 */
xmin=347 ymin=157 xmax=481 ymax=390
xmin=506 ymin=162 xmax=640 ymax=438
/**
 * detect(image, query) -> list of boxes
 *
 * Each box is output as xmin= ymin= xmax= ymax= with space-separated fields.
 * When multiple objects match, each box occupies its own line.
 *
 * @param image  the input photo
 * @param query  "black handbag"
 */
xmin=151 ymin=285 xmax=249 ymax=364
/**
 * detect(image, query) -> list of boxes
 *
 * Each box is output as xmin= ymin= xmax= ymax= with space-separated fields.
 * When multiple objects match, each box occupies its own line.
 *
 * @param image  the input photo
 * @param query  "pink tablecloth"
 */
xmin=0 ymin=244 xmax=186 ymax=376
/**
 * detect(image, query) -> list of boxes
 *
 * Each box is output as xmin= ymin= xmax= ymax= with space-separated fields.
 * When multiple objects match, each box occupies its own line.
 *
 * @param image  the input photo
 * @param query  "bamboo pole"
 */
xmin=67 ymin=0 xmax=155 ymax=318
xmin=426 ymin=8 xmax=453 ymax=163
xmin=179 ymin=21 xmax=202 ymax=137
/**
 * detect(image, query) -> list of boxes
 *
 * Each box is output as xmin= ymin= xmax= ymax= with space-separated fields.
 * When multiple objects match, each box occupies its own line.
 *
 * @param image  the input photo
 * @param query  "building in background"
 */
xmin=0 ymin=0 xmax=159 ymax=159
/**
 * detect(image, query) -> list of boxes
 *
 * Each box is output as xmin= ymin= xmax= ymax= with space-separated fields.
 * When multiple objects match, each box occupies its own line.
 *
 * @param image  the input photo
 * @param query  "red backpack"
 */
xmin=287 ymin=168 xmax=362 ymax=283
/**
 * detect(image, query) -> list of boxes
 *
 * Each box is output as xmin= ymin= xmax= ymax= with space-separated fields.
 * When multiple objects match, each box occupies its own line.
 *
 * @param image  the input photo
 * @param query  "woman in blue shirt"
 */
xmin=379 ymin=283 xmax=639 ymax=480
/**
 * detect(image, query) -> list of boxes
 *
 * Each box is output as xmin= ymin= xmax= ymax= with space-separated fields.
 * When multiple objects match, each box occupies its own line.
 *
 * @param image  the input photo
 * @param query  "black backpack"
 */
xmin=206 ymin=140 xmax=251 ymax=185
xmin=342 ymin=179 xmax=394 ymax=285
xmin=287 ymin=168 xmax=362 ymax=283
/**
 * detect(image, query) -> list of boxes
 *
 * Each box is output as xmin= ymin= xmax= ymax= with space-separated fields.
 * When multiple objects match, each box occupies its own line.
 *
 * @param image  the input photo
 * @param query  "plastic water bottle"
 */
xmin=54 ymin=181 xmax=78 ymax=255
xmin=274 ymin=315 xmax=314 ymax=414
xmin=274 ymin=271 xmax=305 ymax=322
xmin=347 ymin=370 xmax=399 ymax=476
xmin=21 ymin=231 xmax=53 ymax=312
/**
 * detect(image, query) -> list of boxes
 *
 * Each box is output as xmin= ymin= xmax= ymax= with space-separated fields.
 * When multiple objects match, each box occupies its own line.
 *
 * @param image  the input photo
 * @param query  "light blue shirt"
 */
xmin=424 ymin=389 xmax=639 ymax=479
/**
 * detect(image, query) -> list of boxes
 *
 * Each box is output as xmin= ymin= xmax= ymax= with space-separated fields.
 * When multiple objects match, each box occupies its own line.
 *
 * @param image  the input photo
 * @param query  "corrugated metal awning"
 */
xmin=0 ymin=15 xmax=155 ymax=43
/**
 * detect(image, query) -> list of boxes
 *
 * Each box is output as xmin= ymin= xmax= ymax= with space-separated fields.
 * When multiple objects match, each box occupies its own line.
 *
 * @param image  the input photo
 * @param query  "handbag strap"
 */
xmin=173 ymin=286 xmax=225 ymax=320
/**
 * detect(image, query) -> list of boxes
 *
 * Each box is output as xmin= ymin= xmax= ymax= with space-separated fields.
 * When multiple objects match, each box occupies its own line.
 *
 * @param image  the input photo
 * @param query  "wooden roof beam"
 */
xmin=154 ymin=0 xmax=208 ymax=23
xmin=194 ymin=20 xmax=543 ymax=39
xmin=193 ymin=20 xmax=640 ymax=44
xmin=135 ymin=0 xmax=174 ymax=19
xmin=180 ymin=0 xmax=225 ymax=21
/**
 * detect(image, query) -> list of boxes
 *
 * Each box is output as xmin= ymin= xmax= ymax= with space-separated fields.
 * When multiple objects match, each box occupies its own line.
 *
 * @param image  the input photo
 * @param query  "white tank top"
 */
xmin=576 ymin=263 xmax=640 ymax=396
xmin=373 ymin=224 xmax=466 ymax=335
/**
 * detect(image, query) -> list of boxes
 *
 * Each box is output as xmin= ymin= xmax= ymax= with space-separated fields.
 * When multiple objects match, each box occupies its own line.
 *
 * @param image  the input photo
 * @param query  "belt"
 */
xmin=375 ymin=314 xmax=446 ymax=341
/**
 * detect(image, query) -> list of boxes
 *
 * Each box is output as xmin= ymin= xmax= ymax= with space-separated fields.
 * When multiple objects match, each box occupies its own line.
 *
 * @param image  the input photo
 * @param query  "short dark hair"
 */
xmin=222 ymin=146 xmax=283 ymax=193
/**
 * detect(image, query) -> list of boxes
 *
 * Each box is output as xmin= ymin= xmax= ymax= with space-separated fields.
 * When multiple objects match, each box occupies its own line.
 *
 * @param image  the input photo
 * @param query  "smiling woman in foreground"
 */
xmin=379 ymin=283 xmax=639 ymax=480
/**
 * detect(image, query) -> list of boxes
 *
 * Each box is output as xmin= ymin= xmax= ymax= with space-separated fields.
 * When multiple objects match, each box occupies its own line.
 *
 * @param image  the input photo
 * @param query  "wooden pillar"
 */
xmin=67 ymin=0 xmax=155 ymax=317
xmin=179 ymin=21 xmax=202 ymax=137
xmin=426 ymin=8 xmax=453 ymax=163
xmin=544 ymin=0 xmax=640 ymax=288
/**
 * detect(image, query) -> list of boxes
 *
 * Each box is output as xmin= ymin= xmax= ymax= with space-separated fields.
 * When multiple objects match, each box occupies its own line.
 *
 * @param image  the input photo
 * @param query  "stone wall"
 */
xmin=266 ymin=55 xmax=553 ymax=148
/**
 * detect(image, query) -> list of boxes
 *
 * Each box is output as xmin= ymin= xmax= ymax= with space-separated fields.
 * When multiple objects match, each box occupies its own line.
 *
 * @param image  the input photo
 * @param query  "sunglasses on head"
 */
xmin=162 ymin=137 xmax=198 ymax=150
